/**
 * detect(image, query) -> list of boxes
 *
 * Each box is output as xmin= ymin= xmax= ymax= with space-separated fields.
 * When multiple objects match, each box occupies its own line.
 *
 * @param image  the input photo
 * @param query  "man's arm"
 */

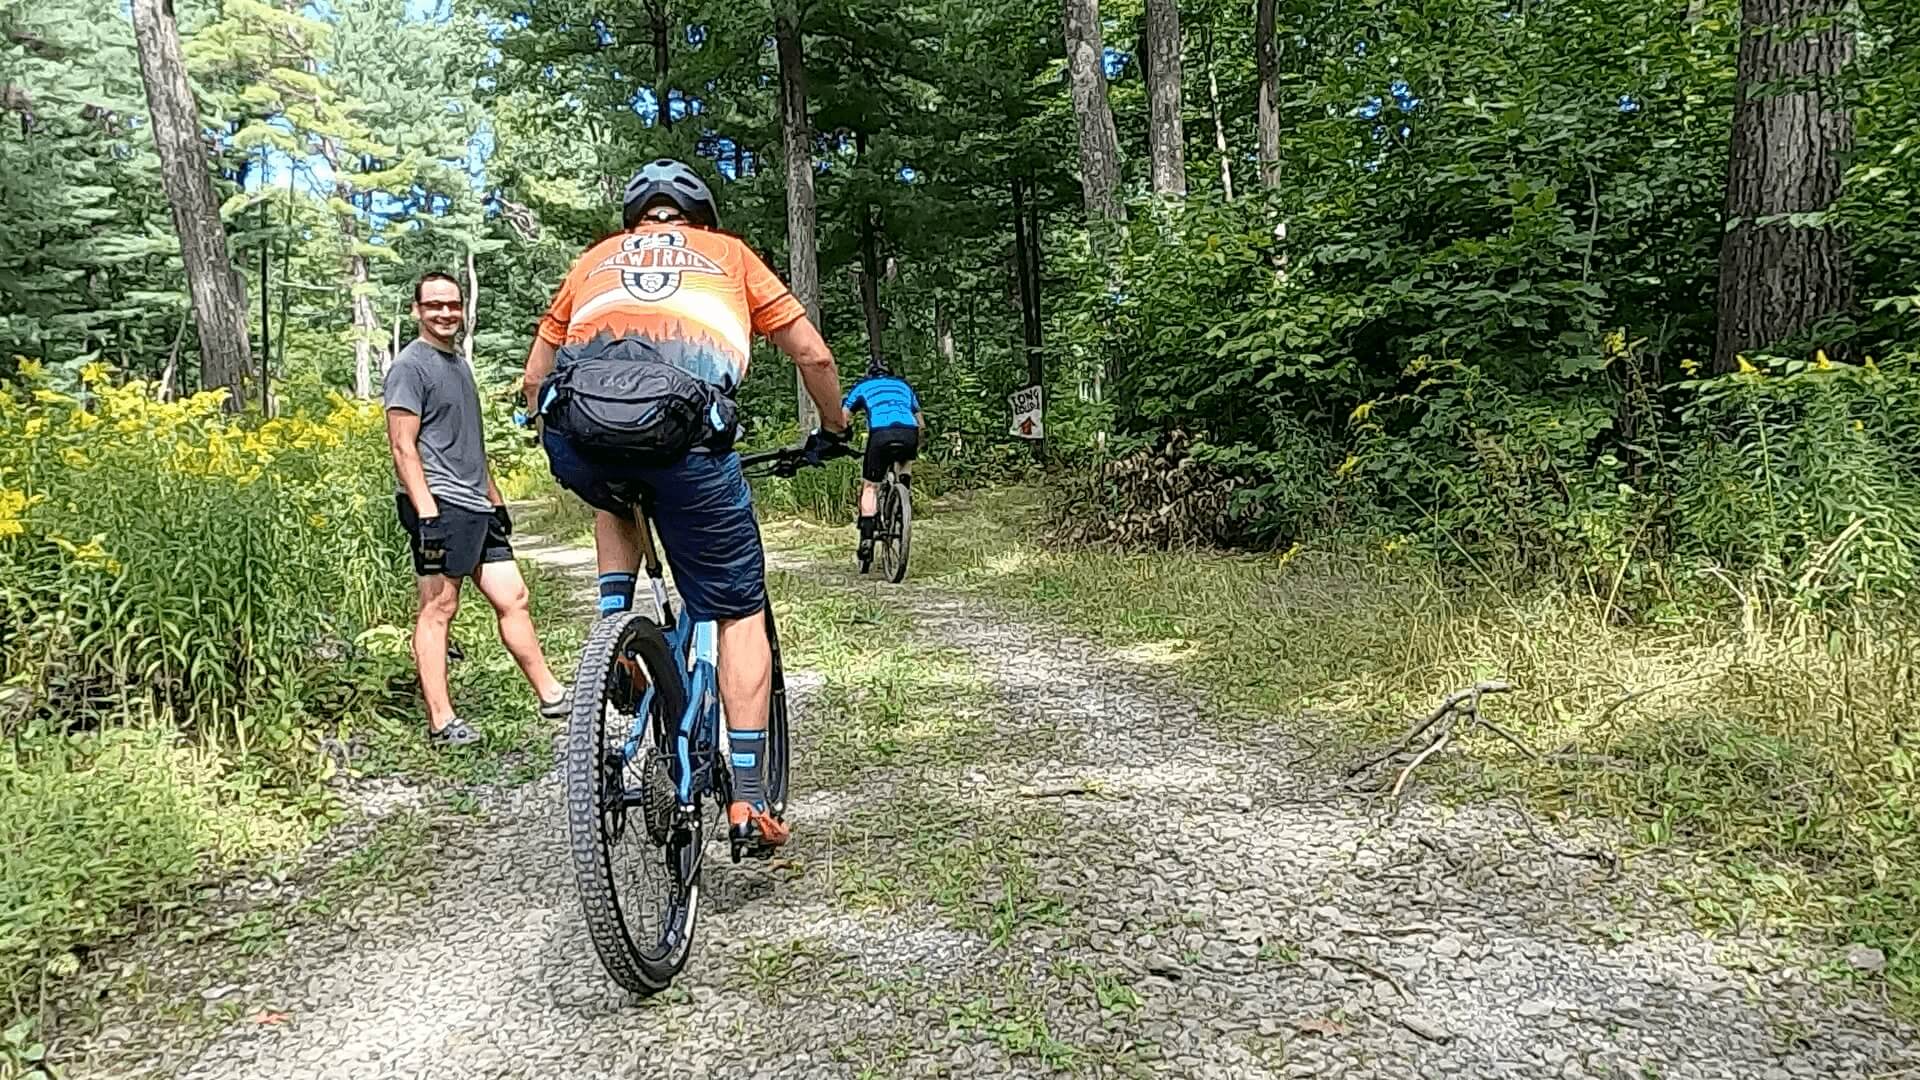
xmin=768 ymin=318 xmax=850 ymax=432
xmin=386 ymin=408 xmax=439 ymax=519
xmin=523 ymin=336 xmax=558 ymax=416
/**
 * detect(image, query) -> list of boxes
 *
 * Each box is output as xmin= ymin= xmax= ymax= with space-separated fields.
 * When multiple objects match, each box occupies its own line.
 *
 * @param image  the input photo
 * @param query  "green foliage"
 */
xmin=0 ymin=726 xmax=314 ymax=1016
xmin=0 ymin=370 xmax=411 ymax=753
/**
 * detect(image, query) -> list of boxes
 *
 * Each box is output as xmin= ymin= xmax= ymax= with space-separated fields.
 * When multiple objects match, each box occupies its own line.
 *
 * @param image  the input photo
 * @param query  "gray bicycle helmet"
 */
xmin=622 ymin=159 xmax=719 ymax=229
xmin=866 ymin=357 xmax=893 ymax=378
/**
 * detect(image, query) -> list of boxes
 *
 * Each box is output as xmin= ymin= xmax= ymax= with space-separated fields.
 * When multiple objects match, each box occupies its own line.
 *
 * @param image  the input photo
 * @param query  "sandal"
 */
xmin=538 ymin=690 xmax=572 ymax=719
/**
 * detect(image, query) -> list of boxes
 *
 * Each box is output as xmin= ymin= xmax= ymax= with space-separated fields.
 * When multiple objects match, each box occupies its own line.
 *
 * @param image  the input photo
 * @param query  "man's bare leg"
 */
xmin=473 ymin=560 xmax=567 ymax=703
xmin=718 ymin=607 xmax=785 ymax=851
xmin=594 ymin=509 xmax=643 ymax=616
xmin=413 ymin=575 xmax=462 ymax=731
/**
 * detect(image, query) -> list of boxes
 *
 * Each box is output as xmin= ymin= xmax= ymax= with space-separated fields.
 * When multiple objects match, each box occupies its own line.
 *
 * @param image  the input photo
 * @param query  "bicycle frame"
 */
xmin=620 ymin=508 xmax=725 ymax=812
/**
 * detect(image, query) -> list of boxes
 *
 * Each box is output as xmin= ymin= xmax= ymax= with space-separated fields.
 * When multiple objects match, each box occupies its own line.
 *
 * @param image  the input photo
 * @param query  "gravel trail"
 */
xmin=67 ymin=531 xmax=1920 ymax=1080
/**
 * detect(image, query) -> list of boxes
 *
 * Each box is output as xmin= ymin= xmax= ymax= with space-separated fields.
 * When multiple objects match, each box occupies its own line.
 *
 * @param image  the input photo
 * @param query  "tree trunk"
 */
xmin=649 ymin=0 xmax=672 ymax=131
xmin=775 ymin=5 xmax=820 ymax=432
xmin=129 ymin=0 xmax=250 ymax=407
xmin=1204 ymin=23 xmax=1234 ymax=200
xmin=857 ymin=207 xmax=885 ymax=370
xmin=464 ymin=246 xmax=478 ymax=369
xmin=350 ymin=251 xmax=376 ymax=398
xmin=1712 ymin=0 xmax=1854 ymax=371
xmin=1255 ymin=0 xmax=1281 ymax=189
xmin=935 ymin=296 xmax=955 ymax=365
xmin=854 ymin=130 xmax=885 ymax=369
xmin=1062 ymin=0 xmax=1126 ymax=222
xmin=1144 ymin=0 xmax=1186 ymax=198
xmin=1012 ymin=178 xmax=1045 ymax=461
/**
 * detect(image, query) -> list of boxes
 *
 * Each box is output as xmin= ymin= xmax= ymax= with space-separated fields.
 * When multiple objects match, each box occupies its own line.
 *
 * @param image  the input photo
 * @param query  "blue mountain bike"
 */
xmin=564 ymin=442 xmax=840 ymax=995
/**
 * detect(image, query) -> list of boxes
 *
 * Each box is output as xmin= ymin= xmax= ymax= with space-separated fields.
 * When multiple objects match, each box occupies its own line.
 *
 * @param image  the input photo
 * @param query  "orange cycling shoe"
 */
xmin=728 ymin=801 xmax=789 ymax=861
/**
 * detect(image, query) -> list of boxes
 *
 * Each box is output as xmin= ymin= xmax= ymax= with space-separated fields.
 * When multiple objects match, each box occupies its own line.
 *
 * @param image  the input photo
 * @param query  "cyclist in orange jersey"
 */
xmin=523 ymin=159 xmax=851 ymax=856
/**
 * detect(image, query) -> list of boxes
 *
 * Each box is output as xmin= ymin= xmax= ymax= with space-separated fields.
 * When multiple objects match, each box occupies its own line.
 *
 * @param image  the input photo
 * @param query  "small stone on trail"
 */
xmin=201 ymin=984 xmax=239 ymax=1002
xmin=1398 ymin=1015 xmax=1453 ymax=1043
xmin=1845 ymin=945 xmax=1886 ymax=974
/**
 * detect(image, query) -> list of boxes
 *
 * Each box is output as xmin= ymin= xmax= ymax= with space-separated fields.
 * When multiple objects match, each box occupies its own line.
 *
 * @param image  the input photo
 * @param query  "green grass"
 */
xmin=767 ymin=569 xmax=1006 ymax=788
xmin=888 ymin=487 xmax=1920 ymax=1011
xmin=352 ymin=561 xmax=585 ymax=787
xmin=823 ymin=792 xmax=1069 ymax=945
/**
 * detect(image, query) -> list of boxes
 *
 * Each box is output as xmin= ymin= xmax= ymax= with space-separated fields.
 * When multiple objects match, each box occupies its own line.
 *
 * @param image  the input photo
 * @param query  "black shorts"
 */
xmin=863 ymin=425 xmax=919 ymax=483
xmin=395 ymin=494 xmax=514 ymax=578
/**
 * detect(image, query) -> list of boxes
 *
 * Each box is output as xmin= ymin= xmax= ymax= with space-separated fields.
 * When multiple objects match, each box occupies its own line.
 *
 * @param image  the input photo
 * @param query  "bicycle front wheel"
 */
xmin=881 ymin=476 xmax=911 ymax=583
xmin=565 ymin=611 xmax=702 ymax=995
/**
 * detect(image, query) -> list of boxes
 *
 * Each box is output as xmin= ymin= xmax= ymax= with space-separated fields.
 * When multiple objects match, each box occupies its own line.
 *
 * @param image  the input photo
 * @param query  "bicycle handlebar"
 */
xmin=738 ymin=440 xmax=856 ymax=478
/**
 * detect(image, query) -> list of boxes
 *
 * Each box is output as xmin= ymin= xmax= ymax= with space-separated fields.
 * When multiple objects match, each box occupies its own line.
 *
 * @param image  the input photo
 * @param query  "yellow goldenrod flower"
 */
xmin=15 ymin=358 xmax=44 ymax=381
xmin=1679 ymin=358 xmax=1699 ymax=375
xmin=79 ymin=361 xmax=110 ymax=386
xmin=0 ymin=488 xmax=31 ymax=538
xmin=1736 ymin=355 xmax=1759 ymax=374
xmin=1814 ymin=350 xmax=1832 ymax=370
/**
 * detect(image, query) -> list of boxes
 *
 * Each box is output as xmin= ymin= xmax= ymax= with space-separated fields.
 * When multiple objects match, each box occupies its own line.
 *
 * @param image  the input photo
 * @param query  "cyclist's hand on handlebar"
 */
xmin=803 ymin=425 xmax=851 ymax=465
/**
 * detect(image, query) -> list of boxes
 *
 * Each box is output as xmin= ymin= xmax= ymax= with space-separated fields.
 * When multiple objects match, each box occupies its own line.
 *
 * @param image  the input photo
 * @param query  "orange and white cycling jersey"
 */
xmin=537 ymin=223 xmax=807 ymax=390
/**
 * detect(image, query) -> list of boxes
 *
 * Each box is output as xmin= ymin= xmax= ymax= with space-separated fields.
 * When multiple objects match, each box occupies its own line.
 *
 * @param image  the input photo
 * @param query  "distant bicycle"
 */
xmin=860 ymin=458 xmax=911 ymax=583
xmin=564 ymin=441 xmax=843 ymax=995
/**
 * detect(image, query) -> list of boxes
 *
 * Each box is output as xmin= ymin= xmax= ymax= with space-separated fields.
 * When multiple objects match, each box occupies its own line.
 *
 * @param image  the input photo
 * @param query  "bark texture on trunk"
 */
xmin=858 ymin=209 xmax=885 ymax=369
xmin=856 ymin=129 xmax=885 ymax=369
xmin=1062 ymin=0 xmax=1126 ymax=221
xmin=1012 ymin=178 xmax=1045 ymax=461
xmin=935 ymin=297 xmax=955 ymax=365
xmin=1712 ymin=0 xmax=1855 ymax=371
xmin=649 ymin=0 xmax=672 ymax=131
xmin=1255 ymin=0 xmax=1282 ymax=189
xmin=1204 ymin=23 xmax=1234 ymax=200
xmin=776 ymin=5 xmax=820 ymax=432
xmin=463 ymin=247 xmax=479 ymax=370
xmin=349 ymin=249 xmax=377 ymax=398
xmin=129 ymin=0 xmax=251 ymax=406
xmin=1144 ymin=0 xmax=1186 ymax=197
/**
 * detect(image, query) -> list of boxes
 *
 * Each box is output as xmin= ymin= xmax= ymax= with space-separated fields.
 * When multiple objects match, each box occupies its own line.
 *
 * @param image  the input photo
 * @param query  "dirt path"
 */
xmin=66 ymin=530 xmax=1920 ymax=1080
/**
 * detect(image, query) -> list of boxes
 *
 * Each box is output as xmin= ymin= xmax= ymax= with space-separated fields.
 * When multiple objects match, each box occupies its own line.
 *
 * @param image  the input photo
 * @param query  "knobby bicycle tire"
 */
xmin=882 ymin=475 xmax=911 ymax=584
xmin=565 ymin=611 xmax=701 ymax=994
xmin=762 ymin=604 xmax=792 ymax=818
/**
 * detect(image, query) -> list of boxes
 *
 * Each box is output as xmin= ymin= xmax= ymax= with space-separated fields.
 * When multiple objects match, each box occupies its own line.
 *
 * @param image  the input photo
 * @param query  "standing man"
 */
xmin=387 ymin=271 xmax=570 ymax=746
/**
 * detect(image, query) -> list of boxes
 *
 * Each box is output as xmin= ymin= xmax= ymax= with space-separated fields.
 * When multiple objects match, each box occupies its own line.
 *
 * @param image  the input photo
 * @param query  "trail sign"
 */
xmin=1008 ymin=385 xmax=1044 ymax=440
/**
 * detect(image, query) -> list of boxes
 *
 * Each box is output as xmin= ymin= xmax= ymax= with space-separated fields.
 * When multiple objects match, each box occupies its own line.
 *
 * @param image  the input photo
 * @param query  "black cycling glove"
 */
xmin=417 ymin=516 xmax=450 ymax=573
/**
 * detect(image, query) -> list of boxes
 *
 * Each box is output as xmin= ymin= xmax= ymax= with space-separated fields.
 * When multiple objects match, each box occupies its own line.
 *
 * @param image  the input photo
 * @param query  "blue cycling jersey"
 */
xmin=842 ymin=376 xmax=921 ymax=431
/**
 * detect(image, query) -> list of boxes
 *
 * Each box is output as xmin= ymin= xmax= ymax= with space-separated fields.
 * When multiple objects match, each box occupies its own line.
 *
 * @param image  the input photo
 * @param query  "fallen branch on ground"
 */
xmin=1309 ymin=947 xmax=1411 ymax=1002
xmin=1345 ymin=681 xmax=1524 ymax=803
xmin=1505 ymin=796 xmax=1621 ymax=879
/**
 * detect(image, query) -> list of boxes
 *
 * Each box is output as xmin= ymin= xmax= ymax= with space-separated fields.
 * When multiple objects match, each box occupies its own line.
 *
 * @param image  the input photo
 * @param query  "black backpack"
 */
xmin=541 ymin=337 xmax=735 ymax=463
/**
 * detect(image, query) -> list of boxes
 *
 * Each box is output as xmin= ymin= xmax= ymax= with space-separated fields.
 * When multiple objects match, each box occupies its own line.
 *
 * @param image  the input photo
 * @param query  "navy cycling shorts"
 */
xmin=542 ymin=428 xmax=769 ymax=621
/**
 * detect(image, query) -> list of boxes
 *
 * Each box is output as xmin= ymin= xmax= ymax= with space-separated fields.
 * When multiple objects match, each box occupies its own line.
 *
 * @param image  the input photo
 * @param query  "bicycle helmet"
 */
xmin=621 ymin=159 xmax=720 ymax=229
xmin=865 ymin=357 xmax=892 ymax=379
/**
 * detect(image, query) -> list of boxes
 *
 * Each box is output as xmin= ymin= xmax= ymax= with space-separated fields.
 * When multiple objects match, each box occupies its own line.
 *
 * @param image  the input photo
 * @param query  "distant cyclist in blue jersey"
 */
xmin=841 ymin=359 xmax=923 ymax=568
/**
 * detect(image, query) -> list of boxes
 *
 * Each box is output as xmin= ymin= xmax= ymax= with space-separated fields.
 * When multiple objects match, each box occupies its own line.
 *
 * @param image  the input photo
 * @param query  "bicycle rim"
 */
xmin=564 ymin=612 xmax=702 ymax=994
xmin=882 ymin=478 xmax=911 ymax=583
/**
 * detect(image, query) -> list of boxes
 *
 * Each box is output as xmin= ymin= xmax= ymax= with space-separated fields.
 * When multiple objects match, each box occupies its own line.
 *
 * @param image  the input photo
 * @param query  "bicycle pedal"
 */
xmin=728 ymin=835 xmax=776 ymax=863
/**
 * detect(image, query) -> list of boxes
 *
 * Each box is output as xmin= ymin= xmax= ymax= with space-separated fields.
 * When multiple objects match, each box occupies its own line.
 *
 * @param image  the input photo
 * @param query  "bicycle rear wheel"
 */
xmin=564 ymin=611 xmax=703 ymax=994
xmin=880 ymin=474 xmax=911 ymax=583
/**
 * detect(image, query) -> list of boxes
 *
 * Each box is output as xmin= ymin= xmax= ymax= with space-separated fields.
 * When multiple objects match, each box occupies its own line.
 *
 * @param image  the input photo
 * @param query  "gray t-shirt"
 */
xmin=383 ymin=338 xmax=493 ymax=513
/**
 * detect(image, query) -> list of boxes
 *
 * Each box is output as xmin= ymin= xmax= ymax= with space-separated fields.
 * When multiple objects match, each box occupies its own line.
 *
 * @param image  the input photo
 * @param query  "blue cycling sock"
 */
xmin=597 ymin=572 xmax=636 ymax=616
xmin=729 ymin=729 xmax=766 ymax=810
